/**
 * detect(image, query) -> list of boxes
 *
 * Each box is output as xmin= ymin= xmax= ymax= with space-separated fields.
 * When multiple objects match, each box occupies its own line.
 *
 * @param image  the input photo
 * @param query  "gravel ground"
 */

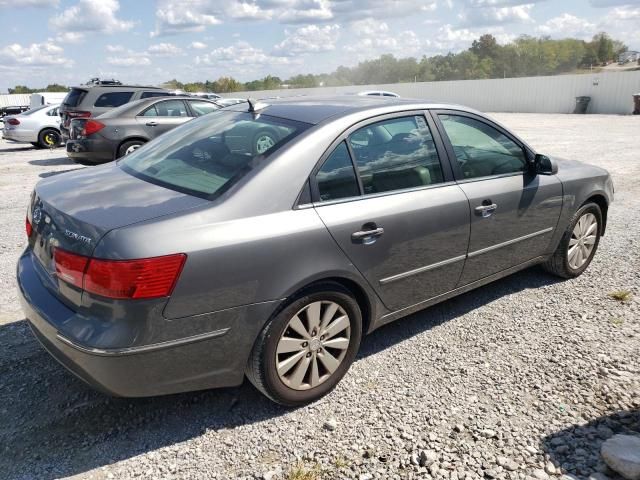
xmin=0 ymin=114 xmax=638 ymax=480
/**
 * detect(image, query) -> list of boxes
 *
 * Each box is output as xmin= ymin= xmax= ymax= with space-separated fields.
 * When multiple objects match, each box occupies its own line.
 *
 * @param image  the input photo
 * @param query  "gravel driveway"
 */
xmin=0 ymin=114 xmax=638 ymax=480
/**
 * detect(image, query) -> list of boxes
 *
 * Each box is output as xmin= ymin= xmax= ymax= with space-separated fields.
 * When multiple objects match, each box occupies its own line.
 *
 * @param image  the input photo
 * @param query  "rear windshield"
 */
xmin=119 ymin=110 xmax=309 ymax=199
xmin=63 ymin=88 xmax=87 ymax=107
xmin=22 ymin=105 xmax=50 ymax=116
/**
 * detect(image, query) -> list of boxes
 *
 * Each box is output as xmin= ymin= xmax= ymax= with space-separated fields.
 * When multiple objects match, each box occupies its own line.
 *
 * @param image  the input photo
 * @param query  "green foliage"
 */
xmin=8 ymin=85 xmax=36 ymax=94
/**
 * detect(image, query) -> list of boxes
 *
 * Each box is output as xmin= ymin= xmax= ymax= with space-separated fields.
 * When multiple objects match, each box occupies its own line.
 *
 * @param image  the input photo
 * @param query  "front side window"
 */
xmin=348 ymin=115 xmax=444 ymax=195
xmin=188 ymin=100 xmax=219 ymax=117
xmin=438 ymin=114 xmax=526 ymax=179
xmin=119 ymin=111 xmax=308 ymax=199
xmin=316 ymin=142 xmax=360 ymax=202
xmin=94 ymin=91 xmax=134 ymax=108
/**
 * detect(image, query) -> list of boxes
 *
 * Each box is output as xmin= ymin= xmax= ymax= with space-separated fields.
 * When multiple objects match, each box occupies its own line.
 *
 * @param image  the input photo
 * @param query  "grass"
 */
xmin=333 ymin=456 xmax=349 ymax=469
xmin=285 ymin=462 xmax=322 ymax=480
xmin=608 ymin=290 xmax=633 ymax=302
xmin=610 ymin=317 xmax=624 ymax=327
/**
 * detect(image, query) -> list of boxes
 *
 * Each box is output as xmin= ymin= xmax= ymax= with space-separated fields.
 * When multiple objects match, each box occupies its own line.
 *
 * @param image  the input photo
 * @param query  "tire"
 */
xmin=246 ymin=282 xmax=362 ymax=406
xmin=117 ymin=140 xmax=145 ymax=159
xmin=37 ymin=129 xmax=60 ymax=149
xmin=543 ymin=202 xmax=602 ymax=279
xmin=252 ymin=129 xmax=278 ymax=155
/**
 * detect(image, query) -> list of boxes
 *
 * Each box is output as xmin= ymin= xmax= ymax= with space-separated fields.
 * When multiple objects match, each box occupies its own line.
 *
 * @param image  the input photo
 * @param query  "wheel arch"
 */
xmin=584 ymin=193 xmax=608 ymax=235
xmin=116 ymin=137 xmax=148 ymax=158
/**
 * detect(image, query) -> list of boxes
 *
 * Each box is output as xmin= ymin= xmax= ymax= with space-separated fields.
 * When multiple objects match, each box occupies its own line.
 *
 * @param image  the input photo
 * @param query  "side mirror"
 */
xmin=534 ymin=154 xmax=558 ymax=175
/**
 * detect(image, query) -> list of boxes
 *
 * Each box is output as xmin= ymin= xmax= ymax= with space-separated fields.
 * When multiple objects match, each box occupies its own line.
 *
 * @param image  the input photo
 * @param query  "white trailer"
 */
xmin=29 ymin=92 xmax=67 ymax=109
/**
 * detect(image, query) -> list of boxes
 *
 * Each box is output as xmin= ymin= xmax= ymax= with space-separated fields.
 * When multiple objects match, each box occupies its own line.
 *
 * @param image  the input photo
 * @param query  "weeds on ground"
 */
xmin=608 ymin=290 xmax=633 ymax=302
xmin=610 ymin=317 xmax=624 ymax=327
xmin=286 ymin=462 xmax=322 ymax=480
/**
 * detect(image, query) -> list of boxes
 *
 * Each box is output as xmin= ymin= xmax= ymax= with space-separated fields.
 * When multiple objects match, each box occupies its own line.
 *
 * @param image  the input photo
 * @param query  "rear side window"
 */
xmin=140 ymin=91 xmax=170 ymax=99
xmin=188 ymin=100 xmax=218 ymax=117
xmin=316 ymin=142 xmax=360 ymax=202
xmin=153 ymin=100 xmax=188 ymax=117
xmin=348 ymin=115 xmax=444 ymax=195
xmin=63 ymin=88 xmax=87 ymax=107
xmin=94 ymin=91 xmax=134 ymax=108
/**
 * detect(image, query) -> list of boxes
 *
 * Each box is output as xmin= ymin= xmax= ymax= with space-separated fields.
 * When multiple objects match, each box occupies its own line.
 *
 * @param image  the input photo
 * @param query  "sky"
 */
xmin=0 ymin=0 xmax=639 ymax=92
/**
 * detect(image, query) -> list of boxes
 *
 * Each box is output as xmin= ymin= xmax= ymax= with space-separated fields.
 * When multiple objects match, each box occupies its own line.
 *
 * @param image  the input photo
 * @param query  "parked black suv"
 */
xmin=59 ymin=79 xmax=170 ymax=141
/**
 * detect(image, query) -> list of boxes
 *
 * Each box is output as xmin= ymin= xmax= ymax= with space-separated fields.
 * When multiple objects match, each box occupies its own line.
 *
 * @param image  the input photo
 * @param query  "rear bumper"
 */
xmin=17 ymin=249 xmax=278 ymax=397
xmin=66 ymin=138 xmax=114 ymax=163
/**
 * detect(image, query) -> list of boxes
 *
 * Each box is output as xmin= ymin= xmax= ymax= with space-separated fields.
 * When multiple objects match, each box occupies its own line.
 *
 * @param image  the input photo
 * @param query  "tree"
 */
xmin=594 ymin=32 xmax=614 ymax=63
xmin=44 ymin=83 xmax=68 ymax=92
xmin=8 ymin=85 xmax=36 ymax=94
xmin=471 ymin=34 xmax=499 ymax=60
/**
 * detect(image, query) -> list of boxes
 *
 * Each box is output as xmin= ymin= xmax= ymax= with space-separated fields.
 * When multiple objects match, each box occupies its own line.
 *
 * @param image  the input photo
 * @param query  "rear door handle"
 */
xmin=475 ymin=203 xmax=498 ymax=218
xmin=146 ymin=121 xmax=158 ymax=126
xmin=351 ymin=227 xmax=384 ymax=245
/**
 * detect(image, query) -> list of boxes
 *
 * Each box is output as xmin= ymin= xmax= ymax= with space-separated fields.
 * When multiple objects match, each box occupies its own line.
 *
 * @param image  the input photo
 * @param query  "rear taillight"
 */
xmin=7 ymin=118 xmax=20 ymax=125
xmin=67 ymin=111 xmax=91 ymax=119
xmin=53 ymin=248 xmax=186 ymax=299
xmin=81 ymin=120 xmax=105 ymax=137
xmin=25 ymin=217 xmax=33 ymax=238
xmin=54 ymin=249 xmax=89 ymax=289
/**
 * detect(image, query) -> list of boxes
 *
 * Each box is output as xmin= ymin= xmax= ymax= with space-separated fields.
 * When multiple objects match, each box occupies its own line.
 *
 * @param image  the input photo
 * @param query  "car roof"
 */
xmin=70 ymin=84 xmax=166 ymax=90
xmin=223 ymin=95 xmax=475 ymax=125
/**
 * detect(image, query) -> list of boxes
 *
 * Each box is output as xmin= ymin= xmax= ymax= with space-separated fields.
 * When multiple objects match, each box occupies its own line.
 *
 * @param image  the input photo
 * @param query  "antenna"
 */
xmin=247 ymin=98 xmax=268 ymax=112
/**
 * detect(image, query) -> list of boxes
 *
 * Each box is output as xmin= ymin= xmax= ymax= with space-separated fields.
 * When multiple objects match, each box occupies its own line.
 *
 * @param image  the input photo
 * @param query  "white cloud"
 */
xmin=107 ymin=56 xmax=152 ymax=66
xmin=227 ymin=1 xmax=273 ymax=20
xmin=152 ymin=0 xmax=221 ymax=37
xmin=189 ymin=41 xmax=208 ymax=49
xmin=277 ymin=0 xmax=333 ymax=23
xmin=432 ymin=24 xmax=515 ymax=51
xmin=350 ymin=18 xmax=390 ymax=36
xmin=50 ymin=0 xmax=134 ymax=34
xmin=147 ymin=42 xmax=183 ymax=55
xmin=345 ymin=23 xmax=423 ymax=59
xmin=196 ymin=41 xmax=292 ymax=66
xmin=459 ymin=3 xmax=535 ymax=26
xmin=105 ymin=44 xmax=125 ymax=53
xmin=55 ymin=32 xmax=85 ymax=44
xmin=274 ymin=24 xmax=340 ymax=55
xmin=0 ymin=41 xmax=69 ymax=66
xmin=536 ymin=13 xmax=597 ymax=39
xmin=590 ymin=0 xmax=640 ymax=6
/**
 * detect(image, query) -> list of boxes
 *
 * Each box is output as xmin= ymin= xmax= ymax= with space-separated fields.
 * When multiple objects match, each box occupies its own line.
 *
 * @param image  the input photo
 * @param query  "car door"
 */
xmin=312 ymin=112 xmax=470 ymax=312
xmin=432 ymin=110 xmax=563 ymax=286
xmin=136 ymin=99 xmax=191 ymax=139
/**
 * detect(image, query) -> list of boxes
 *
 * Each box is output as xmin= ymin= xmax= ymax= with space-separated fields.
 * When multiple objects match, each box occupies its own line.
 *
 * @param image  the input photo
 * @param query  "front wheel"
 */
xmin=543 ymin=202 xmax=602 ymax=278
xmin=37 ymin=129 xmax=61 ymax=149
xmin=246 ymin=283 xmax=362 ymax=406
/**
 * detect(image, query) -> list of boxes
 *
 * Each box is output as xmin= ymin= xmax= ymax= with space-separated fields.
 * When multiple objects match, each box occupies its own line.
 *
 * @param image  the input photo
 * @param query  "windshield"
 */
xmin=119 ymin=110 xmax=309 ymax=199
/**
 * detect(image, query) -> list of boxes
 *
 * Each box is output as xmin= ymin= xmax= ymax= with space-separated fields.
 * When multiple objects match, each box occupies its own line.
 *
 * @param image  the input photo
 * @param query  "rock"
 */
xmin=419 ymin=450 xmax=438 ymax=467
xmin=323 ymin=418 xmax=338 ymax=431
xmin=359 ymin=474 xmax=373 ymax=480
xmin=525 ymin=446 xmax=538 ymax=455
xmin=545 ymin=461 xmax=557 ymax=475
xmin=454 ymin=424 xmax=465 ymax=433
xmin=533 ymin=469 xmax=550 ymax=480
xmin=601 ymin=435 xmax=640 ymax=480
xmin=588 ymin=473 xmax=611 ymax=480
xmin=481 ymin=429 xmax=497 ymax=438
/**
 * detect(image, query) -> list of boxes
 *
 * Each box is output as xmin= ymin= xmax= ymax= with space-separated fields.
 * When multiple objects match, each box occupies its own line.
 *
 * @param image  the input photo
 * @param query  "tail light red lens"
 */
xmin=81 ymin=120 xmax=105 ymax=137
xmin=7 ymin=118 xmax=20 ymax=125
xmin=67 ymin=111 xmax=91 ymax=119
xmin=25 ymin=217 xmax=33 ymax=238
xmin=54 ymin=249 xmax=89 ymax=289
xmin=53 ymin=248 xmax=186 ymax=299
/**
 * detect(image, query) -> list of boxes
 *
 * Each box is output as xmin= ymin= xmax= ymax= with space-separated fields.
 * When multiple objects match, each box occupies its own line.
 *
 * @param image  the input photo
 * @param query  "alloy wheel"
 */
xmin=255 ymin=134 xmax=275 ymax=154
xmin=275 ymin=301 xmax=351 ymax=391
xmin=125 ymin=144 xmax=141 ymax=155
xmin=568 ymin=212 xmax=598 ymax=269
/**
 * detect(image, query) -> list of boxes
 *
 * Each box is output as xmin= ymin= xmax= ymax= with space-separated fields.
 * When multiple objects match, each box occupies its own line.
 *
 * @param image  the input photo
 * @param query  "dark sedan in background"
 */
xmin=66 ymin=96 xmax=220 ymax=163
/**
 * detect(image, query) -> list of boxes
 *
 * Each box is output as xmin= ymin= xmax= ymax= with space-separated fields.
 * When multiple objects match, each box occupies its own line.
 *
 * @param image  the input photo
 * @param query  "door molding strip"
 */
xmin=379 ymin=227 xmax=553 ymax=285
xmin=467 ymin=227 xmax=553 ymax=259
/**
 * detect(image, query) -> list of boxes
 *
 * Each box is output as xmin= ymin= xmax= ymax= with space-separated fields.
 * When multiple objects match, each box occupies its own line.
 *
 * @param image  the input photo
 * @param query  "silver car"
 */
xmin=17 ymin=96 xmax=613 ymax=405
xmin=2 ymin=104 xmax=62 ymax=148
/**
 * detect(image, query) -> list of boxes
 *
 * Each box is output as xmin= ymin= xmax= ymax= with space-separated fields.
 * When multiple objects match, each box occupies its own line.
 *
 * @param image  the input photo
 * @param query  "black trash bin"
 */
xmin=633 ymin=93 xmax=640 ymax=115
xmin=574 ymin=96 xmax=591 ymax=114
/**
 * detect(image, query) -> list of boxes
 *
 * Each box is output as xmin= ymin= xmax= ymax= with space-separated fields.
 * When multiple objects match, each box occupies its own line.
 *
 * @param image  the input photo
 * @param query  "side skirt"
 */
xmin=373 ymin=255 xmax=548 ymax=330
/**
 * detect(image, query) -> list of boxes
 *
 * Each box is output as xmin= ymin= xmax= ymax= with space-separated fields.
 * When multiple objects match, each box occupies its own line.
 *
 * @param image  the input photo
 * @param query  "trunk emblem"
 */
xmin=64 ymin=229 xmax=92 ymax=245
xmin=32 ymin=207 xmax=42 ymax=224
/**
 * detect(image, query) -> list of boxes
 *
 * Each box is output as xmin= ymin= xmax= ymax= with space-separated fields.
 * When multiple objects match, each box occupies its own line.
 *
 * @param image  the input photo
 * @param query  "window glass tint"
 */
xmin=22 ymin=105 xmax=49 ymax=116
xmin=140 ymin=91 xmax=170 ymax=99
xmin=348 ymin=115 xmax=443 ymax=195
xmin=188 ymin=100 xmax=219 ymax=116
xmin=439 ymin=115 xmax=526 ymax=179
xmin=316 ymin=142 xmax=360 ymax=202
xmin=94 ymin=91 xmax=134 ymax=108
xmin=141 ymin=105 xmax=158 ymax=117
xmin=63 ymin=88 xmax=86 ymax=106
xmin=119 ymin=111 xmax=307 ymax=199
xmin=153 ymin=100 xmax=188 ymax=117
xmin=47 ymin=107 xmax=59 ymax=116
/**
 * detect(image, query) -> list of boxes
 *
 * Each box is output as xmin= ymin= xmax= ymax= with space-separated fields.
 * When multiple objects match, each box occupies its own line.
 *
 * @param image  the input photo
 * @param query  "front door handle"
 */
xmin=352 ymin=226 xmax=384 ymax=245
xmin=146 ymin=121 xmax=158 ymax=127
xmin=475 ymin=203 xmax=498 ymax=218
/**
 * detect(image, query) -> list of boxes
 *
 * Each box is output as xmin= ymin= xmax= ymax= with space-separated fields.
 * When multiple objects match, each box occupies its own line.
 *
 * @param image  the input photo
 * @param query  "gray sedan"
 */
xmin=18 ymin=96 xmax=613 ymax=405
xmin=65 ymin=96 xmax=220 ymax=163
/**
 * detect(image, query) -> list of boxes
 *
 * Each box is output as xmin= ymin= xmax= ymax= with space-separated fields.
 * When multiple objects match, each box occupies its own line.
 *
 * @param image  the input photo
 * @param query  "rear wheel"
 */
xmin=543 ymin=202 xmax=602 ymax=278
xmin=37 ymin=129 xmax=60 ymax=149
xmin=252 ymin=129 xmax=277 ymax=155
xmin=246 ymin=283 xmax=362 ymax=406
xmin=117 ymin=140 xmax=145 ymax=158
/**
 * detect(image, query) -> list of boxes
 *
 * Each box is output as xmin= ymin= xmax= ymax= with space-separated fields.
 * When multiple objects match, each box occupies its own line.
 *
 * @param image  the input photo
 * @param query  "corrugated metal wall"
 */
xmin=221 ymin=71 xmax=640 ymax=114
xmin=0 ymin=94 xmax=30 ymax=108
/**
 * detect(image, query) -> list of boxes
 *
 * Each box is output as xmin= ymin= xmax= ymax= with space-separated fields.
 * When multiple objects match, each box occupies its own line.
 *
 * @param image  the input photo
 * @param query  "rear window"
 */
xmin=140 ymin=91 xmax=170 ymax=99
xmin=94 ymin=91 xmax=134 ymax=108
xmin=63 ymin=88 xmax=87 ymax=107
xmin=119 ymin=111 xmax=309 ymax=199
xmin=22 ymin=105 xmax=50 ymax=116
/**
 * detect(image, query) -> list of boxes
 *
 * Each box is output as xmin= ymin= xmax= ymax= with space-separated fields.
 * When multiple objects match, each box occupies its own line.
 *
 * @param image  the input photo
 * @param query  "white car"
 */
xmin=357 ymin=90 xmax=400 ymax=98
xmin=215 ymin=98 xmax=247 ymax=107
xmin=1 ymin=104 xmax=62 ymax=148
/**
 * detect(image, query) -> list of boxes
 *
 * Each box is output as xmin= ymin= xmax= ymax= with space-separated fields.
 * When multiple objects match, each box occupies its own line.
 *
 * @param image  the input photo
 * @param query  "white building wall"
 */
xmin=221 ymin=71 xmax=640 ymax=114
